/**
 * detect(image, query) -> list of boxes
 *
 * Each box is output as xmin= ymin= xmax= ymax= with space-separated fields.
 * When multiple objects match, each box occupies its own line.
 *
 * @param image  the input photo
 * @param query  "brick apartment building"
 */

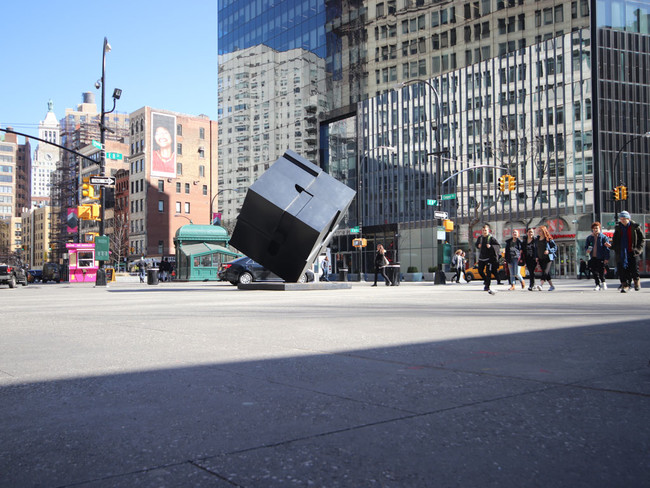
xmin=127 ymin=107 xmax=218 ymax=264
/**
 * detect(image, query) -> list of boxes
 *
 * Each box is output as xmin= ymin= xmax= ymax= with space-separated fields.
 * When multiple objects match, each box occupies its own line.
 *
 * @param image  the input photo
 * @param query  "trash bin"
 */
xmin=147 ymin=268 xmax=159 ymax=285
xmin=339 ymin=268 xmax=348 ymax=281
xmin=386 ymin=264 xmax=401 ymax=286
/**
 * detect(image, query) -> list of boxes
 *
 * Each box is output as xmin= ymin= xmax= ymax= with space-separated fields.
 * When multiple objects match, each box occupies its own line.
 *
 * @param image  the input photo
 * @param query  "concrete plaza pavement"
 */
xmin=1 ymin=277 xmax=649 ymax=487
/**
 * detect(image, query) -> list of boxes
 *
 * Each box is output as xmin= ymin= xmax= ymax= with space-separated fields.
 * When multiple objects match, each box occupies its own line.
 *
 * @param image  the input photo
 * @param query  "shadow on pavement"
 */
xmin=2 ymin=319 xmax=649 ymax=487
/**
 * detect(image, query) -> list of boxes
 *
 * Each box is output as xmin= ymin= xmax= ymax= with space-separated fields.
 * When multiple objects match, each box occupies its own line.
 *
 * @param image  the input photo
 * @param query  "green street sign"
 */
xmin=95 ymin=235 xmax=110 ymax=261
xmin=350 ymin=226 xmax=360 ymax=234
xmin=441 ymin=193 xmax=457 ymax=201
xmin=426 ymin=199 xmax=438 ymax=206
xmin=92 ymin=139 xmax=102 ymax=149
xmin=106 ymin=152 xmax=123 ymax=160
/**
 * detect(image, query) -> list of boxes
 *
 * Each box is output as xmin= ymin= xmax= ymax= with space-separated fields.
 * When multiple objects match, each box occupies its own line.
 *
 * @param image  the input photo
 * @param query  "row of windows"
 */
xmin=157 ymin=200 xmax=191 ymax=214
xmin=156 ymin=179 xmax=208 ymax=195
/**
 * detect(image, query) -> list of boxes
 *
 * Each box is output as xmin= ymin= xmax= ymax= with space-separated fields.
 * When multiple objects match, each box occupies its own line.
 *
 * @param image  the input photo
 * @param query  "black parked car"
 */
xmin=0 ymin=264 xmax=28 ymax=288
xmin=219 ymin=257 xmax=314 ymax=285
xmin=27 ymin=269 xmax=43 ymax=283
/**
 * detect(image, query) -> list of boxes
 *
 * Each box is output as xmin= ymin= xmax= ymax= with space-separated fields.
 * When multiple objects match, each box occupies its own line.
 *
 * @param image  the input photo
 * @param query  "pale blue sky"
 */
xmin=0 ymin=1 xmax=217 ymax=143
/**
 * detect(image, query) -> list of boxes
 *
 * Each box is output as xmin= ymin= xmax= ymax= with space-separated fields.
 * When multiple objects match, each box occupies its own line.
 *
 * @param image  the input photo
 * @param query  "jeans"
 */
xmin=508 ymin=260 xmax=523 ymax=285
xmin=588 ymin=257 xmax=606 ymax=286
xmin=617 ymin=254 xmax=639 ymax=285
xmin=478 ymin=259 xmax=497 ymax=289
xmin=525 ymin=258 xmax=537 ymax=288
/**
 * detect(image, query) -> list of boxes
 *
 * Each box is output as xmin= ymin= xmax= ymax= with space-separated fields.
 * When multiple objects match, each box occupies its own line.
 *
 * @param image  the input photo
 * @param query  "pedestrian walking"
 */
xmin=138 ymin=256 xmax=147 ymax=283
xmin=522 ymin=228 xmax=538 ymax=290
xmin=451 ymin=249 xmax=465 ymax=283
xmin=611 ymin=211 xmax=645 ymax=292
xmin=372 ymin=244 xmax=391 ymax=286
xmin=159 ymin=257 xmax=170 ymax=282
xmin=585 ymin=221 xmax=611 ymax=291
xmin=535 ymin=225 xmax=557 ymax=291
xmin=475 ymin=224 xmax=500 ymax=294
xmin=505 ymin=230 xmax=526 ymax=290
xmin=321 ymin=255 xmax=330 ymax=281
xmin=578 ymin=259 xmax=589 ymax=279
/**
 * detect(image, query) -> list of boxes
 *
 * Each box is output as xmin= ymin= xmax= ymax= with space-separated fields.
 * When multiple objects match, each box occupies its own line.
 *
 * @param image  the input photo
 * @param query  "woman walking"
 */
xmin=535 ymin=225 xmax=557 ymax=291
xmin=451 ymin=249 xmax=465 ymax=283
xmin=505 ymin=230 xmax=525 ymax=290
xmin=522 ymin=228 xmax=538 ymax=291
xmin=372 ymin=244 xmax=391 ymax=286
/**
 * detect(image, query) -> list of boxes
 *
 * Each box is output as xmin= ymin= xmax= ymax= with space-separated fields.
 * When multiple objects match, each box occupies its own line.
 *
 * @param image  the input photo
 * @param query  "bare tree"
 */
xmin=109 ymin=214 xmax=129 ymax=271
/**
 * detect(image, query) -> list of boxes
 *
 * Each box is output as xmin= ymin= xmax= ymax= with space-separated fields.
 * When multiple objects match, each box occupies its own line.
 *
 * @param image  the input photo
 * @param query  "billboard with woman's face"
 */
xmin=151 ymin=112 xmax=176 ymax=178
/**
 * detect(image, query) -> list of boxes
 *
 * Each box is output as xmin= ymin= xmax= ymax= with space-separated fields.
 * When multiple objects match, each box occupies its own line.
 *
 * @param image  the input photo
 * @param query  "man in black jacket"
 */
xmin=611 ymin=211 xmax=645 ymax=292
xmin=475 ymin=224 xmax=501 ymax=294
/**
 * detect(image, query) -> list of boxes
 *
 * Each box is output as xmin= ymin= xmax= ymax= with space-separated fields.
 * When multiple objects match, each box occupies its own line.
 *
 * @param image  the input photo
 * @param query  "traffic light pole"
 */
xmin=95 ymin=37 xmax=110 ymax=287
xmin=611 ymin=131 xmax=650 ymax=215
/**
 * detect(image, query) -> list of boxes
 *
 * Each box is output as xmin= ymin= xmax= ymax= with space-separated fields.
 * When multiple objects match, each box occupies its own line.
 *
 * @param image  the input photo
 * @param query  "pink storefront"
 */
xmin=66 ymin=243 xmax=99 ymax=283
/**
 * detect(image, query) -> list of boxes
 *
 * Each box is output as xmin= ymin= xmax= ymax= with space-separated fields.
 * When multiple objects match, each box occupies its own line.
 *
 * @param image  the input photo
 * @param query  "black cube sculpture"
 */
xmin=230 ymin=150 xmax=356 ymax=282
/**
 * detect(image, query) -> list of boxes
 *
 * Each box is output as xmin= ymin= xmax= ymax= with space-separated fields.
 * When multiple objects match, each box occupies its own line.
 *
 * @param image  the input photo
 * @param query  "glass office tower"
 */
xmin=218 ymin=0 xmax=650 ymax=277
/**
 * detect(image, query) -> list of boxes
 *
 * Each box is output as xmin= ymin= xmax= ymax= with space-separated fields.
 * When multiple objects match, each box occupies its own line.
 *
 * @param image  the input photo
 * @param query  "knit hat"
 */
xmin=618 ymin=211 xmax=631 ymax=219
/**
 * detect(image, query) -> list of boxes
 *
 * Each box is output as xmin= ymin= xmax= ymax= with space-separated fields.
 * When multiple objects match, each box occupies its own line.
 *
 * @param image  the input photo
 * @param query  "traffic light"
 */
xmin=613 ymin=186 xmax=620 ymax=201
xmin=77 ymin=205 xmax=92 ymax=220
xmin=89 ymin=204 xmax=101 ymax=220
xmin=508 ymin=175 xmax=516 ymax=191
xmin=77 ymin=204 xmax=101 ymax=221
xmin=82 ymin=182 xmax=96 ymax=199
xmin=443 ymin=219 xmax=454 ymax=232
xmin=498 ymin=175 xmax=507 ymax=192
xmin=620 ymin=185 xmax=628 ymax=200
xmin=352 ymin=238 xmax=367 ymax=248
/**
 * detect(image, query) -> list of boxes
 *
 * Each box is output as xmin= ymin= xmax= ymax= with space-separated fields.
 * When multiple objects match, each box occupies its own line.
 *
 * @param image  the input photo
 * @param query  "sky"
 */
xmin=0 ymin=0 xmax=217 ymax=145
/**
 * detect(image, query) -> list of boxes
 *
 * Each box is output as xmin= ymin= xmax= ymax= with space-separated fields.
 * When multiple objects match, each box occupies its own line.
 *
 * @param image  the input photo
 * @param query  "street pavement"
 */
xmin=1 ymin=277 xmax=649 ymax=487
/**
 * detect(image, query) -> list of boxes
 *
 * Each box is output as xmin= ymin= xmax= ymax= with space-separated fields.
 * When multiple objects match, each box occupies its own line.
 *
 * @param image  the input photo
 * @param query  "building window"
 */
xmin=177 ymin=124 xmax=182 ymax=136
xmin=202 ymin=185 xmax=208 ymax=196
xmin=184 ymin=202 xmax=190 ymax=214
xmin=177 ymin=163 xmax=183 ymax=175
xmin=198 ymin=147 xmax=205 ymax=158
xmin=158 ymin=200 xmax=164 ymax=212
xmin=177 ymin=143 xmax=182 ymax=155
xmin=199 ymin=127 xmax=205 ymax=139
xmin=158 ymin=240 xmax=164 ymax=254
xmin=185 ymin=183 xmax=190 ymax=194
xmin=176 ymin=182 xmax=181 ymax=193
xmin=199 ymin=165 xmax=205 ymax=178
xmin=175 ymin=201 xmax=181 ymax=213
xmin=157 ymin=180 xmax=164 ymax=192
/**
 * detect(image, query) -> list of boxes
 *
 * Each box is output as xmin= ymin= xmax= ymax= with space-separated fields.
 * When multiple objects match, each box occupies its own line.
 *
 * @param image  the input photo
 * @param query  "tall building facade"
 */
xmin=218 ymin=0 xmax=650 ymax=276
xmin=127 ymin=107 xmax=218 ymax=263
xmin=32 ymin=100 xmax=61 ymax=207
xmin=0 ymin=129 xmax=31 ymax=260
xmin=217 ymin=45 xmax=326 ymax=223
xmin=21 ymin=204 xmax=53 ymax=269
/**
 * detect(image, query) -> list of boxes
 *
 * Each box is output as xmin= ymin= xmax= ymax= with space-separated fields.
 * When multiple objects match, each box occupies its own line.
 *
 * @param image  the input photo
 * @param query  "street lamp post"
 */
xmin=358 ymin=146 xmax=397 ymax=279
xmin=395 ymin=79 xmax=445 ymax=279
xmin=174 ymin=214 xmax=194 ymax=225
xmin=95 ymin=37 xmax=122 ymax=287
xmin=210 ymin=188 xmax=245 ymax=225
xmin=611 ymin=130 xmax=650 ymax=215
